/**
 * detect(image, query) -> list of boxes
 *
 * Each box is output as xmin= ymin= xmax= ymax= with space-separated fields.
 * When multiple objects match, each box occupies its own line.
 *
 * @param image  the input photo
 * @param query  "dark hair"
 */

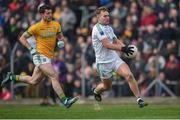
xmin=38 ymin=4 xmax=52 ymax=13
xmin=95 ymin=6 xmax=109 ymax=15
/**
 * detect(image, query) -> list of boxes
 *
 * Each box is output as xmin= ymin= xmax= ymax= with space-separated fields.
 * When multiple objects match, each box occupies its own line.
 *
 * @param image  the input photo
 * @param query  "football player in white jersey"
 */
xmin=91 ymin=6 xmax=147 ymax=108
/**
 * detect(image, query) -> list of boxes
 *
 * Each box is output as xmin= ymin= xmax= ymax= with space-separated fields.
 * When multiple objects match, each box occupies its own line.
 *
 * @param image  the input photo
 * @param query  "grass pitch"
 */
xmin=0 ymin=103 xmax=180 ymax=119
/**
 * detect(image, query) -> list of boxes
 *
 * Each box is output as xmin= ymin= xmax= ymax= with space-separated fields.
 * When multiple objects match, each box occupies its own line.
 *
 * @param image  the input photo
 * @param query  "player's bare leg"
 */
xmin=1 ymin=66 xmax=44 ymax=86
xmin=117 ymin=63 xmax=148 ymax=108
xmin=39 ymin=63 xmax=78 ymax=108
xmin=19 ymin=66 xmax=44 ymax=85
xmin=94 ymin=79 xmax=112 ymax=93
xmin=93 ymin=79 xmax=112 ymax=102
xmin=117 ymin=63 xmax=140 ymax=97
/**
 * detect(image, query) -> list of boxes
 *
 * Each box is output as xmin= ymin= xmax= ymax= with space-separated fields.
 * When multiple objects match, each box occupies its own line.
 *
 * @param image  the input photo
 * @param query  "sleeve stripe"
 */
xmin=113 ymin=36 xmax=117 ymax=40
xmin=26 ymin=31 xmax=32 ymax=36
xmin=96 ymin=23 xmax=104 ymax=35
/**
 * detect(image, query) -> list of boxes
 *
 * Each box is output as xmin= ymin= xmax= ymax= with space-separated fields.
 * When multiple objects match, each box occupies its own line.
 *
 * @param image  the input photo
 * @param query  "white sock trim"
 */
xmin=137 ymin=97 xmax=142 ymax=102
xmin=94 ymin=89 xmax=98 ymax=94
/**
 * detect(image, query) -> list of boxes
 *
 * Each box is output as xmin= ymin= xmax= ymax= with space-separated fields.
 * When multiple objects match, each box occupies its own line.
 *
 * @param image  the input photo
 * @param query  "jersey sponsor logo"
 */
xmin=53 ymin=26 xmax=56 ymax=30
xmin=100 ymin=31 xmax=104 ymax=35
xmin=40 ymin=31 xmax=56 ymax=38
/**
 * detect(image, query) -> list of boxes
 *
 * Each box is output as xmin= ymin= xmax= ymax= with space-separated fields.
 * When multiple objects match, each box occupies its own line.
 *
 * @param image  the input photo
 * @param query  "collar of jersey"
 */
xmin=40 ymin=19 xmax=52 ymax=25
xmin=97 ymin=22 xmax=106 ymax=26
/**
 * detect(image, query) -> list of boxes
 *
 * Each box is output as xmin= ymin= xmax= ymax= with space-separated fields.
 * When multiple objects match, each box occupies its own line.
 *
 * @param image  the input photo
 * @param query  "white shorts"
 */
xmin=33 ymin=54 xmax=51 ymax=66
xmin=96 ymin=57 xmax=125 ymax=79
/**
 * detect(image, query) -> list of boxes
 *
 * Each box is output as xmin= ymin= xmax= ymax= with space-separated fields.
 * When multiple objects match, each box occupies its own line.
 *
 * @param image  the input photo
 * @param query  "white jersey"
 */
xmin=92 ymin=23 xmax=119 ymax=63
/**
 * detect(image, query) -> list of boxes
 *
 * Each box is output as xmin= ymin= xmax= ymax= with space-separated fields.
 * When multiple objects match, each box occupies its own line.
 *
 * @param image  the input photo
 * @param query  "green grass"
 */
xmin=0 ymin=104 xmax=180 ymax=119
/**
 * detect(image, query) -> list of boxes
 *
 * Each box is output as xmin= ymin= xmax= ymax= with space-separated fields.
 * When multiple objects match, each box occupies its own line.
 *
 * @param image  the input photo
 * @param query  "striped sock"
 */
xmin=10 ymin=75 xmax=20 ymax=81
xmin=59 ymin=93 xmax=67 ymax=103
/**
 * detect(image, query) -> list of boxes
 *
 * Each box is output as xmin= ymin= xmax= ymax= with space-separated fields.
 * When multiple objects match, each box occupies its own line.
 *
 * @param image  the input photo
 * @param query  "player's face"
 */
xmin=42 ymin=9 xmax=52 ymax=22
xmin=98 ymin=11 xmax=110 ymax=25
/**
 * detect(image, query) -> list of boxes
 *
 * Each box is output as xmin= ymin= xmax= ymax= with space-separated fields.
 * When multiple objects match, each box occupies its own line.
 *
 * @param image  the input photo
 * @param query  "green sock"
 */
xmin=59 ymin=93 xmax=67 ymax=103
xmin=10 ymin=75 xmax=20 ymax=81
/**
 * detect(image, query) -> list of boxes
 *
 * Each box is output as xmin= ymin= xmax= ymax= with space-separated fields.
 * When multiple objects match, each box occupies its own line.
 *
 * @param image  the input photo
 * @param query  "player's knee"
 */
xmin=125 ymin=73 xmax=134 ymax=82
xmin=30 ymin=77 xmax=40 ymax=85
xmin=105 ymin=84 xmax=112 ymax=90
xmin=30 ymin=80 xmax=39 ymax=85
xmin=103 ymin=82 xmax=112 ymax=90
xmin=50 ymin=72 xmax=59 ymax=81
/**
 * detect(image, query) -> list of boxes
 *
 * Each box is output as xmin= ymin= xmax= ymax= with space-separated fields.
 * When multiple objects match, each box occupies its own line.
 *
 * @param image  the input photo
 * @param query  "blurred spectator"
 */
xmin=111 ymin=1 xmax=127 ymax=24
xmin=85 ymin=36 xmax=95 ymax=66
xmin=112 ymin=17 xmax=124 ymax=37
xmin=164 ymin=54 xmax=180 ymax=94
xmin=99 ymin=0 xmax=111 ymax=6
xmin=148 ymin=0 xmax=162 ymax=13
xmin=53 ymin=6 xmax=61 ymax=21
xmin=0 ymin=26 xmax=10 ymax=66
xmin=73 ymin=79 xmax=81 ymax=96
xmin=0 ymin=87 xmax=11 ymax=101
xmin=59 ymin=1 xmax=77 ymax=44
xmin=128 ymin=1 xmax=140 ymax=25
xmin=130 ymin=52 xmax=146 ymax=79
xmin=123 ymin=15 xmax=138 ymax=41
xmin=141 ymin=25 xmax=158 ymax=49
xmin=161 ymin=40 xmax=178 ymax=59
xmin=64 ymin=73 xmax=74 ymax=97
xmin=157 ymin=71 xmax=168 ymax=96
xmin=140 ymin=5 xmax=157 ymax=27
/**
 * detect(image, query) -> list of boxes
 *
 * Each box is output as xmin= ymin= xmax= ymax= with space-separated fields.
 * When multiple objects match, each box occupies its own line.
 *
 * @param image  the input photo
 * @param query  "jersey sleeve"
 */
xmin=95 ymin=24 xmax=107 ymax=41
xmin=27 ymin=24 xmax=37 ymax=36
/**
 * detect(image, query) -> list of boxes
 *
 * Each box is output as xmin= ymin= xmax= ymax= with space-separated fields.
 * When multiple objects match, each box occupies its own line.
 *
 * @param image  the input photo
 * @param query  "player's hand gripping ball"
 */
xmin=123 ymin=45 xmax=138 ymax=59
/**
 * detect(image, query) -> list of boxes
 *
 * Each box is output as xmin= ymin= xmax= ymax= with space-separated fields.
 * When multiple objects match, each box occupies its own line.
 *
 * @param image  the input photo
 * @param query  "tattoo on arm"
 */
xmin=19 ymin=31 xmax=32 ymax=49
xmin=23 ymin=32 xmax=32 ymax=38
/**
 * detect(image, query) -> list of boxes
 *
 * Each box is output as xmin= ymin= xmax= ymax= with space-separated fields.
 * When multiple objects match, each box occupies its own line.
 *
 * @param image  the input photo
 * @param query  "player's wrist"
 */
xmin=121 ymin=45 xmax=128 ymax=52
xmin=28 ymin=47 xmax=37 ymax=56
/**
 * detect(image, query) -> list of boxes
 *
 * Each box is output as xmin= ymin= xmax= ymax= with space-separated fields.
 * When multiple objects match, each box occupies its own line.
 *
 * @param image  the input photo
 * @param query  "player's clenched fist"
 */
xmin=121 ymin=45 xmax=134 ymax=56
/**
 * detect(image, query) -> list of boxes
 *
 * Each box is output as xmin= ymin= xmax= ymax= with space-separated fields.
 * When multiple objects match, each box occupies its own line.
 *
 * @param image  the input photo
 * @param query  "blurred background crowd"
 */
xmin=0 ymin=0 xmax=180 ymax=104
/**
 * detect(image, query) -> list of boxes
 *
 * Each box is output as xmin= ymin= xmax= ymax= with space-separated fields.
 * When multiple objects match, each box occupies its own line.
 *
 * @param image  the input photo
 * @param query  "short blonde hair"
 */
xmin=95 ymin=6 xmax=109 ymax=15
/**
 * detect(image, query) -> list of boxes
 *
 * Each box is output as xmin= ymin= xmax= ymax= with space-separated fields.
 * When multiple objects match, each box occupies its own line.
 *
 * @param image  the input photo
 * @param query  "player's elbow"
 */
xmin=19 ymin=32 xmax=28 ymax=43
xmin=102 ymin=38 xmax=112 ymax=49
xmin=19 ymin=35 xmax=24 ymax=43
